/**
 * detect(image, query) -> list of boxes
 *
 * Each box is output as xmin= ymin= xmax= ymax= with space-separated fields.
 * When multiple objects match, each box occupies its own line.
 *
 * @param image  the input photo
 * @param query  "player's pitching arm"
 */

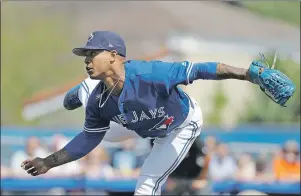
xmin=63 ymin=84 xmax=83 ymax=110
xmin=21 ymin=130 xmax=106 ymax=176
xmin=21 ymin=92 xmax=108 ymax=176
xmin=63 ymin=78 xmax=100 ymax=110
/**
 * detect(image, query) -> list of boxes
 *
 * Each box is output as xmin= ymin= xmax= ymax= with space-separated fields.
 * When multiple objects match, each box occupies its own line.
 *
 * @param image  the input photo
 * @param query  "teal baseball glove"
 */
xmin=248 ymin=53 xmax=296 ymax=107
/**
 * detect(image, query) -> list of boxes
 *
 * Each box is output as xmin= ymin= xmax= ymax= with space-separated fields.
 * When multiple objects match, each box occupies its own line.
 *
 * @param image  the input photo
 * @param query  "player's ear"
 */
xmin=109 ymin=50 xmax=118 ymax=63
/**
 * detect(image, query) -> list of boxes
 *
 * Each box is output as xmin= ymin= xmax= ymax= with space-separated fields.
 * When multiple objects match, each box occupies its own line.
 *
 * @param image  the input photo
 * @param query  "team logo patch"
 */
xmin=149 ymin=115 xmax=174 ymax=131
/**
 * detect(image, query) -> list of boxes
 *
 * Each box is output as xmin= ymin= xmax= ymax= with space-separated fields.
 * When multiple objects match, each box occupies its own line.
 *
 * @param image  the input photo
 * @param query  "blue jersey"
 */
xmin=84 ymin=60 xmax=217 ymax=138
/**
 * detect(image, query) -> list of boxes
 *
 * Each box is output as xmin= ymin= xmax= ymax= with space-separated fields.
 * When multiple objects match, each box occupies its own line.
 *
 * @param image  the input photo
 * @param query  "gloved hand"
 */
xmin=248 ymin=54 xmax=296 ymax=107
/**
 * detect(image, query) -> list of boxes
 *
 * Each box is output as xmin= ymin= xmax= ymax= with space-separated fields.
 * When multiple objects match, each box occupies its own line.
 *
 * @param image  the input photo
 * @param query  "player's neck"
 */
xmin=103 ymin=63 xmax=126 ymax=96
xmin=103 ymin=77 xmax=124 ymax=96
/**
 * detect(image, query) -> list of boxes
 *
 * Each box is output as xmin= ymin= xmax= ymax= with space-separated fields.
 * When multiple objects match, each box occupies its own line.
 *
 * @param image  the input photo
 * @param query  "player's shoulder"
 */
xmin=125 ymin=60 xmax=172 ymax=76
xmin=125 ymin=60 xmax=152 ymax=76
xmin=82 ymin=77 xmax=101 ymax=91
xmin=86 ymin=81 xmax=105 ymax=108
xmin=127 ymin=59 xmax=172 ymax=66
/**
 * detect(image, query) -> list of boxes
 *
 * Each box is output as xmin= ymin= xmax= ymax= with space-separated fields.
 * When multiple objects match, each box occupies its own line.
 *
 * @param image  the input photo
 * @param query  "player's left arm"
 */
xmin=188 ymin=61 xmax=251 ymax=81
xmin=187 ymin=61 xmax=295 ymax=106
xmin=152 ymin=61 xmax=250 ymax=90
xmin=153 ymin=60 xmax=295 ymax=106
xmin=216 ymin=63 xmax=250 ymax=81
xmin=170 ymin=61 xmax=250 ymax=85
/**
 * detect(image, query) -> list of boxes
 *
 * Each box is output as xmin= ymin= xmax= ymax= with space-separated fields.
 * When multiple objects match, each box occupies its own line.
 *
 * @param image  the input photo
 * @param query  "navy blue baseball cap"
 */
xmin=72 ymin=31 xmax=126 ymax=57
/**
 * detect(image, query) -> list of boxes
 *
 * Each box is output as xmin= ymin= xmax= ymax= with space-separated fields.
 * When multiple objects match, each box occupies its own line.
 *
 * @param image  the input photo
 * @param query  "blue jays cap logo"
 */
xmin=149 ymin=115 xmax=174 ymax=131
xmin=87 ymin=33 xmax=94 ymax=43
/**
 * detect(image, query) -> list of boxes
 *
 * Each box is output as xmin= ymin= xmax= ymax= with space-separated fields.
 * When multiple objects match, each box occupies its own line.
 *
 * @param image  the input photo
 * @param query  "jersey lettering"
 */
xmin=114 ymin=106 xmax=166 ymax=125
xmin=158 ymin=107 xmax=165 ymax=117
xmin=131 ymin=111 xmax=139 ymax=123
xmin=140 ymin=111 xmax=151 ymax=121
xmin=149 ymin=108 xmax=158 ymax=119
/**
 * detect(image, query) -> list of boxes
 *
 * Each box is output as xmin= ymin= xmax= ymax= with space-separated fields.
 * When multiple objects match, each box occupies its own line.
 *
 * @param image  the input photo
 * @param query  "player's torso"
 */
xmin=99 ymin=60 xmax=191 ymax=138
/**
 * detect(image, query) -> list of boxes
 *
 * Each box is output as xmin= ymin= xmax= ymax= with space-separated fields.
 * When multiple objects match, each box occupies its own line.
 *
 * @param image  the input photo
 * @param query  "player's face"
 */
xmin=84 ymin=50 xmax=113 ymax=79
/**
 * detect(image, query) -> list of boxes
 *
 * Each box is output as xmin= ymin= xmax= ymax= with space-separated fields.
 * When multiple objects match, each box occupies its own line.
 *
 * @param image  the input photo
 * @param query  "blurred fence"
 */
xmin=1 ymin=125 xmax=300 ymax=195
xmin=1 ymin=124 xmax=299 ymax=168
xmin=2 ymin=124 xmax=299 ymax=146
xmin=1 ymin=178 xmax=300 ymax=195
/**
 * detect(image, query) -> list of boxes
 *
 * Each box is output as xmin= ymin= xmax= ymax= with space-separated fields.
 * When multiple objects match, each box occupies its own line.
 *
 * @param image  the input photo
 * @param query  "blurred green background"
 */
xmin=1 ymin=1 xmax=300 ymax=126
xmin=243 ymin=1 xmax=300 ymax=26
xmin=2 ymin=3 xmax=84 ymax=125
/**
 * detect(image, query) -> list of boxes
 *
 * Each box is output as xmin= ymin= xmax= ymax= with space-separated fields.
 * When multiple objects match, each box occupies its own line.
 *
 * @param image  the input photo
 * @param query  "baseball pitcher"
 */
xmin=21 ymin=31 xmax=295 ymax=195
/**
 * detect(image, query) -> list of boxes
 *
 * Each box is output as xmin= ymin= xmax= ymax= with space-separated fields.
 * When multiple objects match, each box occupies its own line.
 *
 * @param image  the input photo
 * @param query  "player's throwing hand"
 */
xmin=21 ymin=158 xmax=50 ymax=176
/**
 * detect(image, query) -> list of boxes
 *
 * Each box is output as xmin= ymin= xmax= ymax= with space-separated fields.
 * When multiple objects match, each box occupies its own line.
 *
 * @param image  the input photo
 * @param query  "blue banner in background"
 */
xmin=1 ymin=124 xmax=300 ymax=145
xmin=2 ymin=124 xmax=299 ymax=165
xmin=1 ymin=178 xmax=300 ymax=194
xmin=1 ymin=125 xmax=300 ymax=195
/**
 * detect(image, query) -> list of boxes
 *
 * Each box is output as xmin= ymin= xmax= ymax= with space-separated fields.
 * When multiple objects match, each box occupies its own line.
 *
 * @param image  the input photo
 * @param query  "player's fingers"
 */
xmin=23 ymin=162 xmax=33 ymax=170
xmin=27 ymin=167 xmax=37 ymax=174
xmin=21 ymin=159 xmax=31 ymax=167
xmin=31 ymin=171 xmax=39 ymax=176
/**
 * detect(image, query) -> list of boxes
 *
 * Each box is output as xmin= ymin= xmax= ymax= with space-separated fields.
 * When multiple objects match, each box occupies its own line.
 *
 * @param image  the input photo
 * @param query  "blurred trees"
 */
xmin=243 ymin=1 xmax=300 ymax=27
xmin=1 ymin=3 xmax=83 ymax=125
xmin=207 ymin=84 xmax=228 ymax=125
